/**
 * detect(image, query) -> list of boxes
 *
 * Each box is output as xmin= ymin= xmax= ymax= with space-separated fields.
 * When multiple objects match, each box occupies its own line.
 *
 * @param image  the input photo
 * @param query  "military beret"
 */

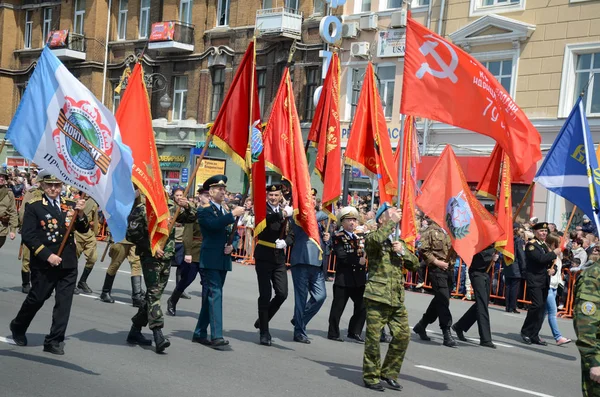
xmin=203 ymin=174 xmax=227 ymax=191
xmin=531 ymin=222 xmax=549 ymax=231
xmin=267 ymin=184 xmax=282 ymax=193
xmin=375 ymin=202 xmax=391 ymax=222
xmin=337 ymin=206 xmax=359 ymax=223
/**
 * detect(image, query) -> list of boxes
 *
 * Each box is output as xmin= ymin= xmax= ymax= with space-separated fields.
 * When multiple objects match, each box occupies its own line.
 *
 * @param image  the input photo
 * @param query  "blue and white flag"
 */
xmin=534 ymin=97 xmax=600 ymax=230
xmin=7 ymin=47 xmax=135 ymax=242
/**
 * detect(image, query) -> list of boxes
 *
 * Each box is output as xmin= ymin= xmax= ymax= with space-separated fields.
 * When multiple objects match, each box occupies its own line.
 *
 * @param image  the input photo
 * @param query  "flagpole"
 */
xmin=57 ymin=193 xmax=87 ymax=256
xmin=578 ymin=95 xmax=600 ymax=233
xmin=564 ymin=205 xmax=578 ymax=233
xmin=513 ymin=182 xmax=535 ymax=223
xmin=101 ymin=0 xmax=112 ymax=104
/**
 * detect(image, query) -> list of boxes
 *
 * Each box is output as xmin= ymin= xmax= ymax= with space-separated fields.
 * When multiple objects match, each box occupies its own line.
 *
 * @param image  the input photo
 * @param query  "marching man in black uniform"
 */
xmin=9 ymin=172 xmax=88 ymax=355
xmin=521 ymin=222 xmax=560 ymax=345
xmin=253 ymin=184 xmax=293 ymax=346
xmin=328 ymin=206 xmax=367 ymax=343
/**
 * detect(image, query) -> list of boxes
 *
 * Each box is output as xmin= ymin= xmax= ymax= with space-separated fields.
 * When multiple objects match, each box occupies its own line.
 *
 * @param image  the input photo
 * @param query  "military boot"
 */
xmin=167 ymin=289 xmax=182 ymax=316
xmin=413 ymin=321 xmax=431 ymax=341
xmin=77 ymin=267 xmax=93 ymax=293
xmin=131 ymin=276 xmax=145 ymax=308
xmin=21 ymin=271 xmax=31 ymax=294
xmin=258 ymin=311 xmax=271 ymax=346
xmin=126 ymin=325 xmax=152 ymax=346
xmin=100 ymin=274 xmax=116 ymax=303
xmin=442 ymin=327 xmax=457 ymax=348
xmin=152 ymin=328 xmax=171 ymax=353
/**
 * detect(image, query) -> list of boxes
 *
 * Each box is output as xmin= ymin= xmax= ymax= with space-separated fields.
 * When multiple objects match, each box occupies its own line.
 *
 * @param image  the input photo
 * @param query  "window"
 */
xmin=257 ymin=70 xmax=267 ymax=118
xmin=24 ymin=10 xmax=33 ymax=49
xmin=210 ymin=69 xmax=225 ymax=121
xmin=482 ymin=0 xmax=519 ymax=6
xmin=386 ymin=0 xmax=402 ymax=9
xmin=412 ymin=0 xmax=430 ymax=7
xmin=313 ymin=0 xmax=325 ymax=14
xmin=469 ymin=0 xmax=524 ymax=16
xmin=354 ymin=1 xmax=371 ymax=14
xmin=74 ymin=0 xmax=86 ymax=35
xmin=377 ymin=65 xmax=395 ymax=119
xmin=43 ymin=8 xmax=53 ymax=44
xmin=118 ymin=0 xmax=128 ymax=40
xmin=139 ymin=0 xmax=151 ymax=38
xmin=483 ymin=59 xmax=512 ymax=94
xmin=173 ymin=76 xmax=188 ymax=121
xmin=180 ymin=0 xmax=192 ymax=24
xmin=350 ymin=67 xmax=365 ymax=120
xmin=262 ymin=0 xmax=273 ymax=8
xmin=574 ymin=52 xmax=600 ymax=116
xmin=304 ymin=67 xmax=320 ymax=121
xmin=113 ymin=89 xmax=121 ymax=114
xmin=216 ymin=0 xmax=229 ymax=26
xmin=285 ymin=0 xmax=299 ymax=10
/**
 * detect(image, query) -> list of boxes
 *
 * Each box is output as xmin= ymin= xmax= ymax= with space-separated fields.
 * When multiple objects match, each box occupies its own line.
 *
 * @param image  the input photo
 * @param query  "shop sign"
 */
xmin=181 ymin=168 xmax=189 ymax=184
xmin=158 ymin=155 xmax=186 ymax=162
xmin=195 ymin=157 xmax=226 ymax=186
xmin=377 ymin=29 xmax=406 ymax=58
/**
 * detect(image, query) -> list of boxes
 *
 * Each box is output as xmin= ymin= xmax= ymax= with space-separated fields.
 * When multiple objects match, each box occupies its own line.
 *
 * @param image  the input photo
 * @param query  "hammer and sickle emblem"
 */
xmin=416 ymin=35 xmax=459 ymax=84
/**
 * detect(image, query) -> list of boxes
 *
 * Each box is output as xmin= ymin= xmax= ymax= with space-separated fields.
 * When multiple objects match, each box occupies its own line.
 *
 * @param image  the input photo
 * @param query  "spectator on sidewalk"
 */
xmin=544 ymin=234 xmax=571 ymax=346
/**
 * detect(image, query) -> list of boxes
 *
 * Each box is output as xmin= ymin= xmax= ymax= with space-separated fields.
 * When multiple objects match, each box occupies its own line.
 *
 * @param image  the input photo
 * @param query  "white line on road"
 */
xmin=415 ymin=365 xmax=556 ymax=397
xmin=0 ymin=336 xmax=16 ymax=345
xmin=409 ymin=327 xmax=514 ymax=348
xmin=100 ymin=267 xmax=175 ymax=282
xmin=78 ymin=293 xmax=128 ymax=306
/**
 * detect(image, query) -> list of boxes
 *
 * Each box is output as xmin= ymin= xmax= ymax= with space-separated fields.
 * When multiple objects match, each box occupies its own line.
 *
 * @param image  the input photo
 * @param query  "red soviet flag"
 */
xmin=416 ymin=145 xmax=504 ymax=266
xmin=495 ymin=153 xmax=515 ymax=264
xmin=399 ymin=115 xmax=420 ymax=251
xmin=476 ymin=144 xmax=503 ymax=199
xmin=401 ymin=17 xmax=541 ymax=177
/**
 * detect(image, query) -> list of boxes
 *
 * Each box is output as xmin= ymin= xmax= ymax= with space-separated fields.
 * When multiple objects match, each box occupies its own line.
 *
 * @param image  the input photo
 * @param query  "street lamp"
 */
xmin=145 ymin=72 xmax=172 ymax=109
xmin=159 ymin=93 xmax=172 ymax=109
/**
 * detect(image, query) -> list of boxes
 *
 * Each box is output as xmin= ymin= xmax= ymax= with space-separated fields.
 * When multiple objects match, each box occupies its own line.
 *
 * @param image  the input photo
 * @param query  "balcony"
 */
xmin=148 ymin=21 xmax=194 ymax=52
xmin=47 ymin=30 xmax=86 ymax=61
xmin=255 ymin=8 xmax=302 ymax=41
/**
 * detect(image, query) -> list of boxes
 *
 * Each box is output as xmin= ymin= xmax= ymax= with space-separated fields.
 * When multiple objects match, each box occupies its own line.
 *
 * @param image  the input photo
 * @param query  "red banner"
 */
xmin=495 ymin=153 xmax=515 ymax=264
xmin=149 ymin=22 xmax=175 ymax=42
xmin=399 ymin=116 xmax=420 ymax=251
xmin=47 ymin=30 xmax=68 ymax=48
xmin=476 ymin=144 xmax=503 ymax=199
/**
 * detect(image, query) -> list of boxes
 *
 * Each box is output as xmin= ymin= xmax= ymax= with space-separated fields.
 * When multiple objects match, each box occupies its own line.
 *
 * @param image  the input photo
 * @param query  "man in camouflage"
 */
xmin=363 ymin=204 xmax=419 ymax=392
xmin=0 ymin=168 xmax=18 ymax=251
xmin=125 ymin=189 xmax=178 ymax=353
xmin=18 ymin=174 xmax=40 ymax=293
xmin=74 ymin=195 xmax=99 ymax=294
xmin=574 ymin=259 xmax=600 ymax=396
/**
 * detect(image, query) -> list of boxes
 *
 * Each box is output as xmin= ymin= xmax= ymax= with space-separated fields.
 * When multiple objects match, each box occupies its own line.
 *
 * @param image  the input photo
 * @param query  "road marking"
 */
xmin=409 ymin=327 xmax=513 ymax=348
xmin=0 ymin=336 xmax=16 ymax=345
xmin=100 ymin=267 xmax=175 ymax=282
xmin=415 ymin=365 xmax=555 ymax=397
xmin=78 ymin=293 xmax=129 ymax=306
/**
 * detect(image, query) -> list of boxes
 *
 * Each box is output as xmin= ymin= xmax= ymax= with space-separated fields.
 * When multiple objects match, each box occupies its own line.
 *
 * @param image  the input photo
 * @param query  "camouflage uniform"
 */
xmin=19 ymin=186 xmax=42 ymax=292
xmin=363 ymin=220 xmax=419 ymax=386
xmin=574 ymin=261 xmax=600 ymax=397
xmin=126 ymin=201 xmax=175 ymax=331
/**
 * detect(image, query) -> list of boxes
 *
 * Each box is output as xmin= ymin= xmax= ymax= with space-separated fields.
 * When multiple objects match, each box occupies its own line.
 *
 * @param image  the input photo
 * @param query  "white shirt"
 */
xmin=211 ymin=201 xmax=225 ymax=214
xmin=45 ymin=195 xmax=61 ymax=210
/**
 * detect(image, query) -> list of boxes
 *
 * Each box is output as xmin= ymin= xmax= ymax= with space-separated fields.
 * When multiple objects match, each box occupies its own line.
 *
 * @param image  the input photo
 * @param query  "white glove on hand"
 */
xmin=275 ymin=239 xmax=287 ymax=249
xmin=283 ymin=206 xmax=294 ymax=217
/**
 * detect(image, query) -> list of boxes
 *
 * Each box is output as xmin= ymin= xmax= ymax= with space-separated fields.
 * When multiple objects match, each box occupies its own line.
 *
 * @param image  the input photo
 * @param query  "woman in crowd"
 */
xmin=544 ymin=234 xmax=571 ymax=346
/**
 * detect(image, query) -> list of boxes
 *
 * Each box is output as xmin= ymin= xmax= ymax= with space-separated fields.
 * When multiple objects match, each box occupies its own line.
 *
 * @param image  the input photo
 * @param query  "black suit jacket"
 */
xmin=254 ymin=204 xmax=287 ymax=265
xmin=332 ymin=231 xmax=366 ymax=288
xmin=22 ymin=195 xmax=89 ymax=269
xmin=524 ymin=239 xmax=556 ymax=288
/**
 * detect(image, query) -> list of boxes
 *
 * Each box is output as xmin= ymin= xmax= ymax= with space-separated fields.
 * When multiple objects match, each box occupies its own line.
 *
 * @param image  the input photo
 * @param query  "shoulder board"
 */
xmin=202 ymin=203 xmax=211 ymax=208
xmin=28 ymin=196 xmax=43 ymax=204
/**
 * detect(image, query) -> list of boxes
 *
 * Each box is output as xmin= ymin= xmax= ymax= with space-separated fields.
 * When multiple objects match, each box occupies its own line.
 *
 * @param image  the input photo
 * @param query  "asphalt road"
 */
xmin=0 ymin=239 xmax=582 ymax=397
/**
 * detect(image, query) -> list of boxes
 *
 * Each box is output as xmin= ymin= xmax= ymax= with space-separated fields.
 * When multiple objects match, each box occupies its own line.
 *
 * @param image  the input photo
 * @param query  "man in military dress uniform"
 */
xmin=167 ymin=187 xmax=210 ymax=316
xmin=363 ymin=205 xmax=419 ymax=391
xmin=192 ymin=175 xmax=244 ymax=348
xmin=10 ymin=172 xmax=88 ymax=355
xmin=413 ymin=220 xmax=457 ymax=347
xmin=328 ymin=206 xmax=367 ymax=343
xmin=252 ymin=184 xmax=293 ymax=346
xmin=0 ymin=167 xmax=18 ymax=250
xmin=520 ymin=222 xmax=560 ymax=345
xmin=74 ymin=195 xmax=99 ymax=294
xmin=573 ymin=258 xmax=600 ymax=396
xmin=18 ymin=179 xmax=43 ymax=293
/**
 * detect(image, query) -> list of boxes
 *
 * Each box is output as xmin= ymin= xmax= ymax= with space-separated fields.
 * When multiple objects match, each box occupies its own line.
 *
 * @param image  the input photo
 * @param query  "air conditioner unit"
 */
xmin=390 ymin=10 xmax=407 ymax=28
xmin=342 ymin=22 xmax=360 ymax=39
xmin=351 ymin=42 xmax=370 ymax=58
xmin=360 ymin=14 xmax=378 ymax=31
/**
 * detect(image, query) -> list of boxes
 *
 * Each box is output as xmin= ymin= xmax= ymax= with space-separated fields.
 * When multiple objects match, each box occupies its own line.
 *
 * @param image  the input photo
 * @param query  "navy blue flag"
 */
xmin=534 ymin=97 xmax=600 ymax=230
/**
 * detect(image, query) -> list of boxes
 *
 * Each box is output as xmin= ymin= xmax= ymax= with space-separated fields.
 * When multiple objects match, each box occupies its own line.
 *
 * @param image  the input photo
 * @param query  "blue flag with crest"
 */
xmin=534 ymin=97 xmax=600 ymax=230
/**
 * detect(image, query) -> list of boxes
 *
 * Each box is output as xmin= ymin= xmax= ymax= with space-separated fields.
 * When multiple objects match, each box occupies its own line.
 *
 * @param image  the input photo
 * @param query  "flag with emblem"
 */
xmin=345 ymin=62 xmax=397 ymax=205
xmin=307 ymin=53 xmax=341 ymax=220
xmin=400 ymin=17 xmax=541 ymax=177
xmin=116 ymin=63 xmax=169 ymax=254
xmin=535 ymin=96 xmax=600 ymax=231
xmin=398 ymin=115 xmax=420 ymax=251
xmin=263 ymin=67 xmax=321 ymax=250
xmin=495 ymin=153 xmax=515 ymax=264
xmin=6 ymin=47 xmax=135 ymax=243
xmin=416 ymin=145 xmax=504 ymax=266
xmin=476 ymin=144 xmax=503 ymax=199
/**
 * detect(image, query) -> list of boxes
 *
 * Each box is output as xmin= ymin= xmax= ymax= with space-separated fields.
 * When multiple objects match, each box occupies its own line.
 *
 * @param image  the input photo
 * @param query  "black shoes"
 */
xmin=294 ymin=335 xmax=311 ymax=344
xmin=21 ymin=271 xmax=31 ymax=294
xmin=100 ymin=274 xmax=116 ymax=303
xmin=191 ymin=335 xmax=211 ymax=345
xmin=9 ymin=321 xmax=27 ymax=346
xmin=521 ymin=333 xmax=532 ymax=345
xmin=43 ymin=343 xmax=64 ymax=355
xmin=364 ymin=382 xmax=385 ymax=392
xmin=153 ymin=328 xmax=171 ymax=353
xmin=166 ymin=297 xmax=176 ymax=316
xmin=381 ymin=377 xmax=403 ymax=390
xmin=73 ymin=287 xmax=80 ymax=295
xmin=531 ymin=337 xmax=547 ymax=346
xmin=480 ymin=341 xmax=497 ymax=349
xmin=347 ymin=333 xmax=365 ymax=343
xmin=328 ymin=335 xmax=344 ymax=342
xmin=413 ymin=322 xmax=431 ymax=341
xmin=211 ymin=338 xmax=230 ymax=348
xmin=77 ymin=281 xmax=93 ymax=294
xmin=100 ymin=291 xmax=115 ymax=303
xmin=126 ymin=325 xmax=152 ymax=346
xmin=442 ymin=327 xmax=457 ymax=348
xmin=260 ymin=333 xmax=272 ymax=346
xmin=451 ymin=324 xmax=467 ymax=342
xmin=512 ymin=309 xmax=520 ymax=314
xmin=253 ymin=319 xmax=260 ymax=329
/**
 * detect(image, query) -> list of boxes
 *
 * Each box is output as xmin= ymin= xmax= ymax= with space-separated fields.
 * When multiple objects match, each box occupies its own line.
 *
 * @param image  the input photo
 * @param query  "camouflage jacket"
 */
xmin=574 ymin=261 xmax=600 ymax=371
xmin=420 ymin=223 xmax=454 ymax=274
xmin=126 ymin=201 xmax=175 ymax=261
xmin=364 ymin=221 xmax=420 ymax=307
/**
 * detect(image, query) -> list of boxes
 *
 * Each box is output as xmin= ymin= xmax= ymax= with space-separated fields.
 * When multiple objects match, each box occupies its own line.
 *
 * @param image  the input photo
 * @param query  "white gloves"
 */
xmin=283 ymin=206 xmax=294 ymax=217
xmin=275 ymin=239 xmax=287 ymax=249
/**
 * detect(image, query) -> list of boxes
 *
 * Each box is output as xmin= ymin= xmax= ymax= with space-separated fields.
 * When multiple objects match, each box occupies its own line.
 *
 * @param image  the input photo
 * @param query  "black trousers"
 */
xmin=328 ymin=284 xmax=366 ymax=338
xmin=255 ymin=260 xmax=288 ymax=324
xmin=521 ymin=282 xmax=549 ymax=339
xmin=11 ymin=266 xmax=77 ymax=346
xmin=0 ymin=235 xmax=6 ymax=249
xmin=417 ymin=261 xmax=427 ymax=284
xmin=421 ymin=269 xmax=453 ymax=329
xmin=505 ymin=277 xmax=521 ymax=312
xmin=455 ymin=271 xmax=492 ymax=343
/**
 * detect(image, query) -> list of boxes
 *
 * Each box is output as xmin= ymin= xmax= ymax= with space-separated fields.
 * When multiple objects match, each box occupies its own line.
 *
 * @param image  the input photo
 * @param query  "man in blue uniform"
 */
xmin=193 ymin=175 xmax=244 ymax=348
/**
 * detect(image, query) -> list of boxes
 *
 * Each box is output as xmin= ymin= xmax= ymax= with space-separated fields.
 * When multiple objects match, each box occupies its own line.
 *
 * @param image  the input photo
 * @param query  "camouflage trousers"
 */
xmin=132 ymin=256 xmax=171 ymax=330
xmin=363 ymin=298 xmax=410 ymax=385
xmin=583 ymin=374 xmax=600 ymax=396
